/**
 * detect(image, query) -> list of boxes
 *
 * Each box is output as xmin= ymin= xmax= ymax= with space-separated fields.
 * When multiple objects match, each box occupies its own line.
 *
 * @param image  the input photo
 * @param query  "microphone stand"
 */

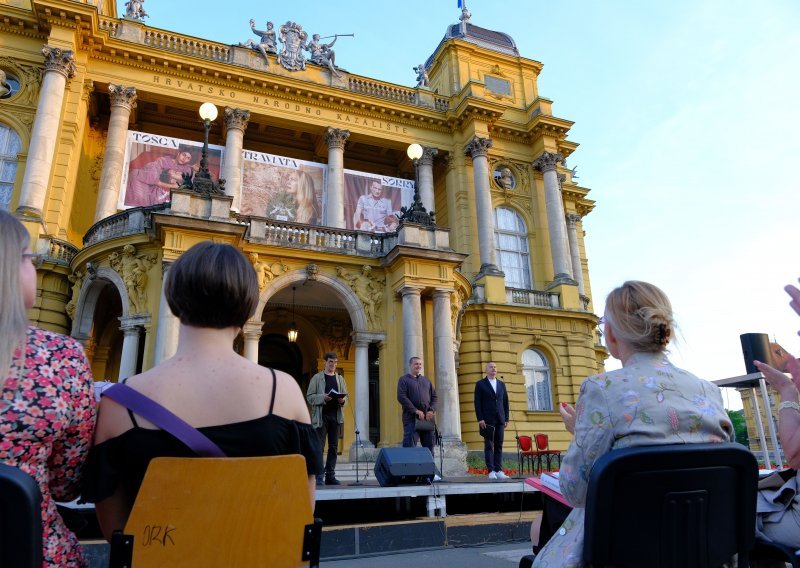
xmin=345 ymin=394 xmax=365 ymax=486
xmin=435 ymin=423 xmax=444 ymax=481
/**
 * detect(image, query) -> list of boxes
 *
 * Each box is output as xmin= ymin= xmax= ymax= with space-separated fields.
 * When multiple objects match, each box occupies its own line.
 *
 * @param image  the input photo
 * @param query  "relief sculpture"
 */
xmin=109 ymin=244 xmax=157 ymax=315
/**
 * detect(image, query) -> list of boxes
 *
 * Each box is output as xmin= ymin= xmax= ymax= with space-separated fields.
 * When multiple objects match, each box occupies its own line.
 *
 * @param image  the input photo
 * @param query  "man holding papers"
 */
xmin=306 ymin=352 xmax=348 ymax=486
xmin=474 ymin=362 xmax=510 ymax=480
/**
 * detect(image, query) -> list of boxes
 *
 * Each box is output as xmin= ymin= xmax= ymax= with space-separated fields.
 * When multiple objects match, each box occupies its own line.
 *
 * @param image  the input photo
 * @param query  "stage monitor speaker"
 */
xmin=740 ymin=333 xmax=771 ymax=374
xmin=374 ymin=447 xmax=436 ymax=487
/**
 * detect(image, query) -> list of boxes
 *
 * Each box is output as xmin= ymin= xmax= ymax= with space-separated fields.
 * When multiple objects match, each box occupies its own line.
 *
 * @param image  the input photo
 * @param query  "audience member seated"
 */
xmin=81 ymin=241 xmax=322 ymax=540
xmin=753 ymin=279 xmax=800 ymax=553
xmin=0 ymin=210 xmax=96 ymax=567
xmin=531 ymin=281 xmax=734 ymax=567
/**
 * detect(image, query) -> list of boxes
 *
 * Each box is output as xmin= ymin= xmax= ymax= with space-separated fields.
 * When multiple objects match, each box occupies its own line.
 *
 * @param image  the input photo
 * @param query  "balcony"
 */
xmin=37 ymin=236 xmax=79 ymax=266
xmin=83 ymin=204 xmax=169 ymax=246
xmin=506 ymin=287 xmax=561 ymax=309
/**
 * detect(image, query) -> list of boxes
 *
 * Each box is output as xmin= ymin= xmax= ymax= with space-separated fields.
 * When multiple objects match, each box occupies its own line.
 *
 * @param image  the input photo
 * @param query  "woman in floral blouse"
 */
xmin=0 ymin=210 xmax=96 ymax=567
xmin=533 ymin=281 xmax=734 ymax=568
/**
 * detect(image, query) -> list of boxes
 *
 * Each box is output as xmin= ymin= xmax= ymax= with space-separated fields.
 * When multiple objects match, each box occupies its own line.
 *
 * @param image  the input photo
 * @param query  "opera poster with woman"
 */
xmin=240 ymin=150 xmax=325 ymax=225
xmin=344 ymin=170 xmax=414 ymax=233
xmin=118 ymin=131 xmax=224 ymax=209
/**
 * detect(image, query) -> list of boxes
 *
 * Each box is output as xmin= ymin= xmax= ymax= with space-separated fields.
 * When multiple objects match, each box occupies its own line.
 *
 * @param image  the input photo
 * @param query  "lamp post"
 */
xmin=397 ymin=143 xmax=435 ymax=226
xmin=287 ymin=286 xmax=299 ymax=343
xmin=178 ymin=102 xmax=225 ymax=196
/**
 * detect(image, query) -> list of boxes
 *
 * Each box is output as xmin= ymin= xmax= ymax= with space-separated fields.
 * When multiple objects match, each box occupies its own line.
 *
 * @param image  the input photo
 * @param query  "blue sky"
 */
xmin=121 ymin=0 xmax=800 ymax=408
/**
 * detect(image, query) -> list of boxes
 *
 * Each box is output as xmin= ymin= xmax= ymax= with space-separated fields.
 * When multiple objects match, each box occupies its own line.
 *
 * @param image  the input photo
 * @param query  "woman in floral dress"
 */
xmin=0 ymin=210 xmax=96 ymax=567
xmin=533 ymin=281 xmax=734 ymax=568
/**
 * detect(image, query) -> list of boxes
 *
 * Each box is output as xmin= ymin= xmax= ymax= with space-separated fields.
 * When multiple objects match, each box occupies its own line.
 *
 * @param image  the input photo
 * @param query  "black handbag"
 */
xmin=414 ymin=417 xmax=435 ymax=432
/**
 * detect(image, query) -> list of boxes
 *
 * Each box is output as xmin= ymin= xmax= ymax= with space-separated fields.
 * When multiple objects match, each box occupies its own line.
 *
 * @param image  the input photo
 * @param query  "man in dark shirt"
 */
xmin=397 ymin=356 xmax=437 ymax=458
xmin=474 ymin=361 xmax=510 ymax=480
xmin=306 ymin=352 xmax=348 ymax=486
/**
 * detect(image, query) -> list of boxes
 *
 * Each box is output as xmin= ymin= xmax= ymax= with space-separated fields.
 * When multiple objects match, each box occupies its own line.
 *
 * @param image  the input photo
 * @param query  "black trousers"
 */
xmin=316 ymin=414 xmax=340 ymax=478
xmin=483 ymin=422 xmax=505 ymax=472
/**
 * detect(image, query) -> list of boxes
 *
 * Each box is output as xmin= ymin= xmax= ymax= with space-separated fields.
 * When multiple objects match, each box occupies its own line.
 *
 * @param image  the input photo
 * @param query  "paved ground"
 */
xmin=323 ymin=542 xmax=532 ymax=567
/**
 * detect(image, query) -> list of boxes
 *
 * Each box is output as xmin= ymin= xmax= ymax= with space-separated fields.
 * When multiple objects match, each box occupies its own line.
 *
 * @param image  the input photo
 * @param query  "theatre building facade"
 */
xmin=1 ymin=0 xmax=605 ymax=473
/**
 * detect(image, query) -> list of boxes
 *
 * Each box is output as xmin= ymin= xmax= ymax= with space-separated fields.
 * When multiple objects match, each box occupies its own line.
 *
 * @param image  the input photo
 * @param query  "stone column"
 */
xmin=566 ymin=214 xmax=585 ymax=296
xmin=153 ymin=262 xmax=179 ymax=364
xmin=118 ymin=321 xmax=141 ymax=380
xmin=464 ymin=135 xmax=501 ymax=275
xmin=353 ymin=336 xmax=374 ymax=448
xmin=533 ymin=151 xmax=574 ymax=284
xmin=399 ymin=286 xmax=424 ymax=366
xmin=417 ymin=146 xmax=438 ymax=214
xmin=94 ymin=85 xmax=137 ymax=222
xmin=242 ymin=320 xmax=262 ymax=363
xmin=324 ymin=128 xmax=350 ymax=228
xmin=223 ymin=107 xmax=250 ymax=211
xmin=16 ymin=46 xmax=76 ymax=219
xmin=432 ymin=289 xmax=461 ymax=441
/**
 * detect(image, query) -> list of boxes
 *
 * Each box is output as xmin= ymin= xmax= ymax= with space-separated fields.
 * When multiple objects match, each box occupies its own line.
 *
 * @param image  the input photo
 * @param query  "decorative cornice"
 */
xmin=418 ymin=146 xmax=438 ymax=167
xmin=532 ymin=151 xmax=563 ymax=173
xmin=224 ymin=107 xmax=250 ymax=132
xmin=324 ymin=127 xmax=350 ymax=149
xmin=108 ymin=84 xmax=138 ymax=110
xmin=42 ymin=46 xmax=76 ymax=80
xmin=463 ymin=135 xmax=492 ymax=159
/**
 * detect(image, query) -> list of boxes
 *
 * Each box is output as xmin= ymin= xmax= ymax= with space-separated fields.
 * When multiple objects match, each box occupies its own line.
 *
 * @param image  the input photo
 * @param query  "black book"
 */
xmin=479 ymin=424 xmax=495 ymax=440
xmin=327 ymin=389 xmax=346 ymax=401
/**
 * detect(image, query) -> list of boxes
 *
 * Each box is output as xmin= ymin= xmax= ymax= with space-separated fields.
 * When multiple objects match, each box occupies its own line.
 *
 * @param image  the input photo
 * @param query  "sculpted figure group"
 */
xmin=239 ymin=18 xmax=347 ymax=76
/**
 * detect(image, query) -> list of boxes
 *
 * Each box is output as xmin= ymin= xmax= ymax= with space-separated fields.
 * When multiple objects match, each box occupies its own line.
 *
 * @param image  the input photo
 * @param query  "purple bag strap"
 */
xmin=103 ymin=383 xmax=226 ymax=458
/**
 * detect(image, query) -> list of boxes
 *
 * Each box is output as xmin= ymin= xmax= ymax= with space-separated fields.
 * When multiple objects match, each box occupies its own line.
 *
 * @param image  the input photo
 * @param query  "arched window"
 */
xmin=522 ymin=348 xmax=552 ymax=411
xmin=0 ymin=124 xmax=21 ymax=211
xmin=494 ymin=207 xmax=532 ymax=289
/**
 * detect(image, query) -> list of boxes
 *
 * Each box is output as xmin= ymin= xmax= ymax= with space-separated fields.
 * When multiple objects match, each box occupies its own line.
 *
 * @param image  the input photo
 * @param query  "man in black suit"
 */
xmin=474 ymin=362 xmax=510 ymax=480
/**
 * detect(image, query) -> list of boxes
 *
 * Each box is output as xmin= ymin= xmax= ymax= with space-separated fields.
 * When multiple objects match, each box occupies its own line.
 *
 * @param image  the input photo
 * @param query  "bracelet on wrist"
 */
xmin=777 ymin=400 xmax=800 ymax=413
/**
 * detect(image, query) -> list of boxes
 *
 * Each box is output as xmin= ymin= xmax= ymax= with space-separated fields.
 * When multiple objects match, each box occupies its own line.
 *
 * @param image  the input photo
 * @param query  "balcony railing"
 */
xmin=506 ymin=287 xmax=561 ymax=309
xmin=37 ymin=237 xmax=79 ymax=266
xmin=238 ymin=215 xmax=395 ymax=257
xmin=83 ymin=204 xmax=168 ymax=246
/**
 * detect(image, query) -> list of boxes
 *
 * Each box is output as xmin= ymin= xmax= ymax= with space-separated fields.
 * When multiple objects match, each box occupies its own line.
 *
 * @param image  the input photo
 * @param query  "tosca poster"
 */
xmin=119 ymin=131 xmax=224 ymax=209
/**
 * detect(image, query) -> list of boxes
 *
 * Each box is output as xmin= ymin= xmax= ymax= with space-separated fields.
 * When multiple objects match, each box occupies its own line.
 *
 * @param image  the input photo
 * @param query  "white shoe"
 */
xmin=488 ymin=471 xmax=497 ymax=480
xmin=433 ymin=474 xmax=442 ymax=481
xmin=495 ymin=471 xmax=509 ymax=480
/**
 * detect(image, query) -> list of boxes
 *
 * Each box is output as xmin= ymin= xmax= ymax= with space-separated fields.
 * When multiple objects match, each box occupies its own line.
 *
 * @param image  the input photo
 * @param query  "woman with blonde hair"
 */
xmin=532 ymin=280 xmax=733 ymax=567
xmin=294 ymin=170 xmax=319 ymax=224
xmin=0 ymin=210 xmax=96 ymax=566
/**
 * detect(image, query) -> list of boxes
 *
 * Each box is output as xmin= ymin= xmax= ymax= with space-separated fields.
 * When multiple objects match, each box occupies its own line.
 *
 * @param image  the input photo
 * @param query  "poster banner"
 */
xmin=240 ymin=150 xmax=326 ymax=225
xmin=343 ymin=170 xmax=414 ymax=233
xmin=119 ymin=131 xmax=224 ymax=209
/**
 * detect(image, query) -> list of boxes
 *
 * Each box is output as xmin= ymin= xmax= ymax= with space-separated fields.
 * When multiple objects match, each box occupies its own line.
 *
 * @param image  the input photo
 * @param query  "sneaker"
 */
xmin=495 ymin=471 xmax=509 ymax=480
xmin=433 ymin=474 xmax=442 ymax=481
xmin=325 ymin=476 xmax=341 ymax=486
xmin=488 ymin=471 xmax=497 ymax=480
xmin=315 ymin=476 xmax=324 ymax=487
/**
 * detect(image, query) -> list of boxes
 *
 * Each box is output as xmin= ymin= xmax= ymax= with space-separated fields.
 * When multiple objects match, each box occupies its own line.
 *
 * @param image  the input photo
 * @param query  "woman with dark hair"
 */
xmin=0 ymin=210 xmax=96 ymax=566
xmin=532 ymin=281 xmax=734 ymax=567
xmin=82 ymin=241 xmax=322 ymax=540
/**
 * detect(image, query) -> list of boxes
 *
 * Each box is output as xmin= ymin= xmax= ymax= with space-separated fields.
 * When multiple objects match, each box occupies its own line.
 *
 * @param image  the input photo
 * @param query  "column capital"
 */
xmin=432 ymin=287 xmax=455 ymax=299
xmin=463 ymin=135 xmax=492 ymax=159
xmin=325 ymin=127 xmax=350 ymax=149
xmin=566 ymin=213 xmax=581 ymax=227
xmin=397 ymin=284 xmax=423 ymax=298
xmin=418 ymin=146 xmax=438 ymax=166
xmin=242 ymin=319 xmax=263 ymax=337
xmin=532 ymin=151 xmax=564 ymax=173
xmin=109 ymin=84 xmax=137 ymax=111
xmin=42 ymin=45 xmax=76 ymax=80
xmin=119 ymin=314 xmax=150 ymax=331
xmin=224 ymin=107 xmax=251 ymax=132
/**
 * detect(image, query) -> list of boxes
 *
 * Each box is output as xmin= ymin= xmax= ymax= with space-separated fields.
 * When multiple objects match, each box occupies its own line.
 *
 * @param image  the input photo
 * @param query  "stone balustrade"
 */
xmin=144 ymin=30 xmax=231 ymax=63
xmin=506 ymin=287 xmax=561 ymax=309
xmin=98 ymin=17 xmax=120 ymax=36
xmin=36 ymin=236 xmax=78 ymax=266
xmin=83 ymin=204 xmax=167 ymax=246
xmin=348 ymin=77 xmax=418 ymax=105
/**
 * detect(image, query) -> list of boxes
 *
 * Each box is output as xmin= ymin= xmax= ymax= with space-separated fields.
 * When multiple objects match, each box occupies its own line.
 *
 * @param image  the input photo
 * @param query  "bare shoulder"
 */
xmin=94 ymin=395 xmax=133 ymax=445
xmin=270 ymin=368 xmax=311 ymax=424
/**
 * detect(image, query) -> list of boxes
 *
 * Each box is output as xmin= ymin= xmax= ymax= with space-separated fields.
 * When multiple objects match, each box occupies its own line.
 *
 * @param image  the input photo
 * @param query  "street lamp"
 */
xmin=397 ymin=143 xmax=435 ymax=226
xmin=178 ymin=102 xmax=225 ymax=196
xmin=287 ymin=286 xmax=299 ymax=343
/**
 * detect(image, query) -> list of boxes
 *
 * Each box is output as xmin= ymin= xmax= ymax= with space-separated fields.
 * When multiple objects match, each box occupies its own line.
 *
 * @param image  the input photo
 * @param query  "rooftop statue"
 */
xmin=414 ymin=64 xmax=429 ymax=88
xmin=278 ymin=21 xmax=307 ymax=71
xmin=305 ymin=34 xmax=341 ymax=78
xmin=239 ymin=20 xmax=277 ymax=64
xmin=124 ymin=0 xmax=149 ymax=20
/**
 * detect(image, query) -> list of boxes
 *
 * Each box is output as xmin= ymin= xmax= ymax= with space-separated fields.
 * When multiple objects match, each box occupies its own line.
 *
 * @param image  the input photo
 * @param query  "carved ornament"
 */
xmin=109 ymin=244 xmax=157 ymax=315
xmin=532 ymin=151 xmax=563 ymax=173
xmin=464 ymin=135 xmax=492 ymax=159
xmin=108 ymin=84 xmax=138 ymax=110
xmin=224 ymin=107 xmax=251 ymax=132
xmin=42 ymin=46 xmax=76 ymax=80
xmin=324 ymin=127 xmax=350 ymax=149
xmin=335 ymin=265 xmax=385 ymax=330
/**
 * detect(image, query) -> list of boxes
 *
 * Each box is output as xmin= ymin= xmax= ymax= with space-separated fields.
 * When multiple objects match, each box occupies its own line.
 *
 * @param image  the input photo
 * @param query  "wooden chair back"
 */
xmin=121 ymin=455 xmax=318 ymax=567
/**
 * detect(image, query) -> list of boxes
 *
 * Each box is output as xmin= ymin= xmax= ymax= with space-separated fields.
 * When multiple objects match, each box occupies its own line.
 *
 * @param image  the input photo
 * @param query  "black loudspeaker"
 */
xmin=373 ymin=447 xmax=436 ymax=487
xmin=740 ymin=333 xmax=771 ymax=374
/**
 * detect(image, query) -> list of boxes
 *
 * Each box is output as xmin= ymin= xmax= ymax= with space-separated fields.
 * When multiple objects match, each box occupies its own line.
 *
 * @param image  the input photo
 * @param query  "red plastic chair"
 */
xmin=534 ymin=433 xmax=561 ymax=472
xmin=516 ymin=435 xmax=537 ymax=474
